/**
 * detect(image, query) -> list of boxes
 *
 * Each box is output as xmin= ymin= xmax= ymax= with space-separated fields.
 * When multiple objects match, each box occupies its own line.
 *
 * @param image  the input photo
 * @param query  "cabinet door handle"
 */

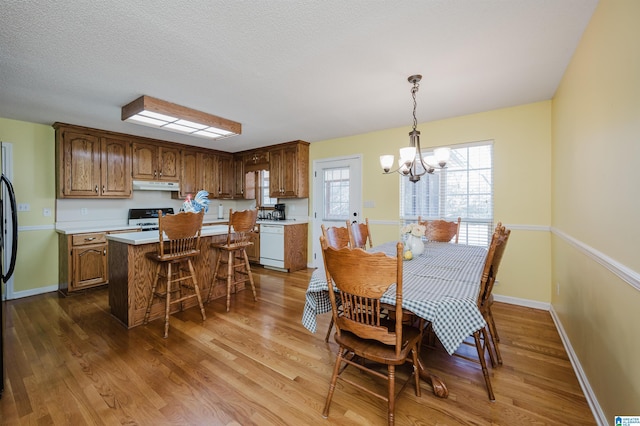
xmin=103 ymin=249 xmax=107 ymax=255
xmin=95 ymin=185 xmax=98 ymax=193
xmin=85 ymin=237 xmax=95 ymax=241
xmin=102 ymin=185 xmax=105 ymax=192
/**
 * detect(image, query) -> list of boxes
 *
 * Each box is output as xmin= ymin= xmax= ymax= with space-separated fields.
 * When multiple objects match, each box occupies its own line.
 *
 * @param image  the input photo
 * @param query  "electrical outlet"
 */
xmin=81 ymin=208 xmax=88 ymax=216
xmin=43 ymin=208 xmax=52 ymax=217
xmin=17 ymin=203 xmax=30 ymax=211
xmin=556 ymin=282 xmax=561 ymax=296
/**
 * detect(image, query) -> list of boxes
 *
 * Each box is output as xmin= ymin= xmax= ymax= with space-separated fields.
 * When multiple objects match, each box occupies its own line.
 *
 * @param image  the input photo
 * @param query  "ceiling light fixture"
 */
xmin=380 ymin=75 xmax=450 ymax=183
xmin=121 ymin=95 xmax=241 ymax=140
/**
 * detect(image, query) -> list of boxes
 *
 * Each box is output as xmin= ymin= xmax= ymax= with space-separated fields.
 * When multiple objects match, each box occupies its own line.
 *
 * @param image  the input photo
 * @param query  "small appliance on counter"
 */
xmin=272 ymin=203 xmax=286 ymax=220
xmin=128 ymin=208 xmax=174 ymax=231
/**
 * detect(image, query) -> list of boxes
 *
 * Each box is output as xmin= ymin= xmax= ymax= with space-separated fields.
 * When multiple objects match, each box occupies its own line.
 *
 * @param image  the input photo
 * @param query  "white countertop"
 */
xmin=56 ymin=219 xmax=229 ymax=235
xmin=256 ymin=219 xmax=307 ymax=225
xmin=56 ymin=219 xmax=306 ymax=236
xmin=106 ymin=225 xmax=231 ymax=245
xmin=55 ymin=223 xmax=141 ymax=234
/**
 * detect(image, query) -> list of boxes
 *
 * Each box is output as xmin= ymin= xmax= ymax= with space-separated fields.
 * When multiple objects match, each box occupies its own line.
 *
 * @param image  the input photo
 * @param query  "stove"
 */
xmin=128 ymin=208 xmax=174 ymax=231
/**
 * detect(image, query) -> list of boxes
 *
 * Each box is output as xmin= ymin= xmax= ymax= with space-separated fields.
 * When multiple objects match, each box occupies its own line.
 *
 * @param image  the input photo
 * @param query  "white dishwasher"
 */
xmin=260 ymin=224 xmax=286 ymax=271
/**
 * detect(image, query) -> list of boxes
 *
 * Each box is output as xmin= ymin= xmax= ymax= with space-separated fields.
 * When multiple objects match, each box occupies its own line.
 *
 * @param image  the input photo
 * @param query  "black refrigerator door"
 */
xmin=0 ymin=173 xmax=18 ymax=282
xmin=1 ymin=173 xmax=18 ymax=398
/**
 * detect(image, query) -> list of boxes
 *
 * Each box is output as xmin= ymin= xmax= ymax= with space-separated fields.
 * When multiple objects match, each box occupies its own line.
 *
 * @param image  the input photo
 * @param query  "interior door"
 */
xmin=311 ymin=155 xmax=362 ymax=268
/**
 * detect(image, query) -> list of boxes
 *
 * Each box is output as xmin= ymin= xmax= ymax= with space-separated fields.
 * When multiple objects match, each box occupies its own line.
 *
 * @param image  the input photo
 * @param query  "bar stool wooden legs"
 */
xmin=145 ymin=255 xmax=206 ymax=338
xmin=209 ymin=208 xmax=259 ymax=312
xmin=211 ymin=244 xmax=257 ymax=312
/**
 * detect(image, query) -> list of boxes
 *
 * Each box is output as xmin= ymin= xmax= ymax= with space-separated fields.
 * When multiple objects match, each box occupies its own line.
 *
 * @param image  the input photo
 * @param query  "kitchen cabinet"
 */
xmin=233 ymin=156 xmax=256 ymax=199
xmin=132 ymin=141 xmax=180 ymax=182
xmin=54 ymin=124 xmax=132 ymax=198
xmin=59 ymin=232 xmax=108 ymax=294
xmin=260 ymin=223 xmax=307 ymax=272
xmin=217 ymin=154 xmax=234 ymax=198
xmin=268 ymin=141 xmax=309 ymax=198
xmin=245 ymin=225 xmax=260 ymax=262
xmin=58 ymin=229 xmax=139 ymax=295
xmin=243 ymin=150 xmax=270 ymax=172
xmin=178 ymin=148 xmax=199 ymax=198
xmin=200 ymin=151 xmax=219 ymax=197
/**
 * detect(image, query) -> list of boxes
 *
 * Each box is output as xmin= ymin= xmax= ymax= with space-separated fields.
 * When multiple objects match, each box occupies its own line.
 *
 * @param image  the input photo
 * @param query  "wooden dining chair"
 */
xmin=320 ymin=237 xmax=422 ymax=426
xmin=482 ymin=222 xmax=511 ymax=365
xmin=454 ymin=221 xmax=511 ymax=400
xmin=210 ymin=208 xmax=259 ymax=312
xmin=320 ymin=223 xmax=351 ymax=250
xmin=347 ymin=218 xmax=373 ymax=249
xmin=143 ymin=210 xmax=206 ymax=338
xmin=320 ymin=223 xmax=351 ymax=342
xmin=417 ymin=216 xmax=461 ymax=243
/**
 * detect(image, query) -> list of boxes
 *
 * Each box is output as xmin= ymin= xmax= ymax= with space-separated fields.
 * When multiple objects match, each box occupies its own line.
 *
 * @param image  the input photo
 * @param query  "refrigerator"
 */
xmin=0 ymin=143 xmax=18 ymax=398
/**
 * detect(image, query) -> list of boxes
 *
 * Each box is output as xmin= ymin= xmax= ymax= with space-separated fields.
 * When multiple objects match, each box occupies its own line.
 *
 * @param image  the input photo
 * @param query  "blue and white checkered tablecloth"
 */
xmin=301 ymin=241 xmax=488 ymax=354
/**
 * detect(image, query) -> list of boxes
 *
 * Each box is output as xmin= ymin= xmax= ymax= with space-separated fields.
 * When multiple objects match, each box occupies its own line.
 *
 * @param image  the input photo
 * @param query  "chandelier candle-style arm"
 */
xmin=380 ymin=74 xmax=451 ymax=182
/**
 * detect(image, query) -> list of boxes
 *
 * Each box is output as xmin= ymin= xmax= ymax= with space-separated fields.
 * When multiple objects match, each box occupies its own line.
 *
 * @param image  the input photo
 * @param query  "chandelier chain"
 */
xmin=411 ymin=81 xmax=419 ymax=131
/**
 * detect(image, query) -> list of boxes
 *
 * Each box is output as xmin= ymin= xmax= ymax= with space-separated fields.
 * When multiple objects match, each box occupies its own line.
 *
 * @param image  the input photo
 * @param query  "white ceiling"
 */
xmin=0 ymin=0 xmax=598 ymax=153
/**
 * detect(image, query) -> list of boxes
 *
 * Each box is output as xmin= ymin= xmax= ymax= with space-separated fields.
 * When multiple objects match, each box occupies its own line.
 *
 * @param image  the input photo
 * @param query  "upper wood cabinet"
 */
xmin=200 ymin=151 xmax=220 ymax=197
xmin=178 ymin=148 xmax=199 ymax=198
xmin=244 ymin=150 xmax=270 ymax=172
xmin=217 ymin=154 xmax=234 ymax=199
xmin=132 ymin=142 xmax=180 ymax=182
xmin=55 ymin=124 xmax=132 ymax=198
xmin=177 ymin=150 xmax=234 ymax=200
xmin=268 ymin=141 xmax=309 ymax=198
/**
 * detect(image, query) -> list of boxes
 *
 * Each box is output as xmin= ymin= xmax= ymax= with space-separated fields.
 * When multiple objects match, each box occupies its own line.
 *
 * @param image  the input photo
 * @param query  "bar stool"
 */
xmin=143 ymin=210 xmax=206 ymax=338
xmin=210 ymin=208 xmax=259 ymax=312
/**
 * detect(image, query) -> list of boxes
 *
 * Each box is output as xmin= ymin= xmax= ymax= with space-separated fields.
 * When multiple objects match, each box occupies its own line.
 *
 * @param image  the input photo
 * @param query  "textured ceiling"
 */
xmin=0 ymin=0 xmax=598 ymax=152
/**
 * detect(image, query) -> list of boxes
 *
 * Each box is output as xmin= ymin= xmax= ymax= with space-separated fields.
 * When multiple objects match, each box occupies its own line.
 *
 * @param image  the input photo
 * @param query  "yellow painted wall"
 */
xmin=310 ymin=101 xmax=552 ymax=303
xmin=0 ymin=117 xmax=58 ymax=293
xmin=551 ymin=0 xmax=640 ymax=418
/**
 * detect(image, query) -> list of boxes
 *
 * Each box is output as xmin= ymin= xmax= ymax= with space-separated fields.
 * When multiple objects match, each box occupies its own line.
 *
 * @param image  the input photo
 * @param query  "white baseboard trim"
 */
xmin=492 ymin=294 xmax=550 ymax=310
xmin=549 ymin=306 xmax=607 ymax=426
xmin=8 ymin=284 xmax=58 ymax=300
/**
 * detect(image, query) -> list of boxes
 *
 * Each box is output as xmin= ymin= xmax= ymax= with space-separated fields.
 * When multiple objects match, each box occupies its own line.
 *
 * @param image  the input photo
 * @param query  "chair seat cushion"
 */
xmin=334 ymin=324 xmax=422 ymax=365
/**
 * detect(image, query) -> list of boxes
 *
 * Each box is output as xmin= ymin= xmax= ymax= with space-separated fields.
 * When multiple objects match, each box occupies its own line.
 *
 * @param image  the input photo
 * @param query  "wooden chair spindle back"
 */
xmin=157 ymin=210 xmax=204 ymax=259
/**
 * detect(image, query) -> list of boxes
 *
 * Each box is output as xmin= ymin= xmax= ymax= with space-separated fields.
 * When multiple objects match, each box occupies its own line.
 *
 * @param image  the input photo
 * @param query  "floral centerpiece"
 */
xmin=401 ymin=223 xmax=426 ymax=238
xmin=401 ymin=222 xmax=426 ymax=256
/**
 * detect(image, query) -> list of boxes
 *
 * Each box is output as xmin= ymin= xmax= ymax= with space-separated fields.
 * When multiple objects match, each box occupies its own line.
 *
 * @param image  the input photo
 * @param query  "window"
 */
xmin=322 ymin=167 xmax=350 ymax=220
xmin=400 ymin=141 xmax=493 ymax=246
xmin=260 ymin=170 xmax=278 ymax=206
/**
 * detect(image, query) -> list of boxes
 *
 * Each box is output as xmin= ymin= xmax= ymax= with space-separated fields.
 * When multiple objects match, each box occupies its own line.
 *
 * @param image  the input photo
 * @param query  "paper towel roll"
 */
xmin=218 ymin=204 xmax=224 ymax=219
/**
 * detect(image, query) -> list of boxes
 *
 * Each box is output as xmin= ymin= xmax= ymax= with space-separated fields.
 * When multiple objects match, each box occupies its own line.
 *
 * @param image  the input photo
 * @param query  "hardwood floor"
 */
xmin=1 ymin=266 xmax=596 ymax=425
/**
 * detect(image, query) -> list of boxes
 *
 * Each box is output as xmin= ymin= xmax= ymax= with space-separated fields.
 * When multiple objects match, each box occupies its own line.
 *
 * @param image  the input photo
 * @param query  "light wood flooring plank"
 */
xmin=0 ymin=266 xmax=596 ymax=425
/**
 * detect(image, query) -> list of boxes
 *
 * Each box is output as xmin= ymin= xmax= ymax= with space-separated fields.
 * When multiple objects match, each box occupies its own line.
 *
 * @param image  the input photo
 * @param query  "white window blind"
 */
xmin=400 ymin=141 xmax=494 ymax=247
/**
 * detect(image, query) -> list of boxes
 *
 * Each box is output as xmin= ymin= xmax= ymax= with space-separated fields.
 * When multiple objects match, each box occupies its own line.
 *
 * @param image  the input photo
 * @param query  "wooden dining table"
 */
xmin=302 ymin=240 xmax=488 ymax=398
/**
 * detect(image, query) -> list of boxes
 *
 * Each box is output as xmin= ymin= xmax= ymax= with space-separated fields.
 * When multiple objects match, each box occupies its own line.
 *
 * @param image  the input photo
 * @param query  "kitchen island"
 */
xmin=107 ymin=225 xmax=241 ymax=328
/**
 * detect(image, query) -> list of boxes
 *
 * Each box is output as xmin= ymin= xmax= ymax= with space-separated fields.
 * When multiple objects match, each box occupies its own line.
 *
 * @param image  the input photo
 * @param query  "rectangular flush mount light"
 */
xmin=121 ymin=95 xmax=241 ymax=140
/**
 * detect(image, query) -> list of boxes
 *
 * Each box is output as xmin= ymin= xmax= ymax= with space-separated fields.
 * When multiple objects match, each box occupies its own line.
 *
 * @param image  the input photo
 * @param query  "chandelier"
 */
xmin=379 ymin=75 xmax=450 ymax=183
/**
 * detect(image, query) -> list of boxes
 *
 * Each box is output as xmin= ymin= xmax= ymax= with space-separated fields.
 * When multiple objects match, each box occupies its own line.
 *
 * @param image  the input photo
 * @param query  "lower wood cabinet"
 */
xmin=246 ymin=226 xmax=260 ymax=262
xmin=59 ymin=229 xmax=137 ymax=295
xmin=59 ymin=232 xmax=107 ymax=295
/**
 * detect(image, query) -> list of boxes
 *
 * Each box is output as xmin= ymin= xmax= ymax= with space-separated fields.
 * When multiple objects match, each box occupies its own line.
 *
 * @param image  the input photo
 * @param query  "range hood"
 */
xmin=132 ymin=180 xmax=180 ymax=191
